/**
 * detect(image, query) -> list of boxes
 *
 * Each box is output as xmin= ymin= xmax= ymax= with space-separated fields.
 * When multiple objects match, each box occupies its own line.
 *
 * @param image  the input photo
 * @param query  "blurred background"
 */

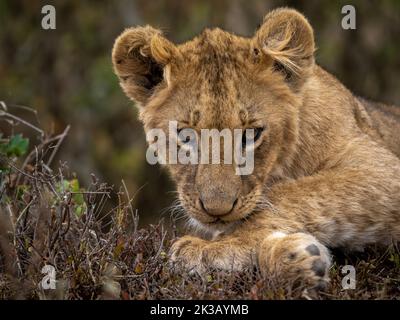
xmin=0 ymin=0 xmax=399 ymax=225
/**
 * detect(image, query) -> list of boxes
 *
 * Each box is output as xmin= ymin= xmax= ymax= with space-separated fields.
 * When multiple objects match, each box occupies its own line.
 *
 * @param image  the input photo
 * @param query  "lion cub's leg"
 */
xmin=169 ymin=235 xmax=256 ymax=274
xmin=258 ymin=232 xmax=331 ymax=289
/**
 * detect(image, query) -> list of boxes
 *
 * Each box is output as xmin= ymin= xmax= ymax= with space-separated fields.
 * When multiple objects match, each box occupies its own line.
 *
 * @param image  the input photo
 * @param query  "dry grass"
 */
xmin=0 ymin=106 xmax=399 ymax=300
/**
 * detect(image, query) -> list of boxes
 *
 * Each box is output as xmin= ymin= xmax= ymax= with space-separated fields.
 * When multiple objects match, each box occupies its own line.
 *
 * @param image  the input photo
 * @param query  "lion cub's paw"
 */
xmin=259 ymin=232 xmax=331 ymax=291
xmin=169 ymin=235 xmax=206 ymax=274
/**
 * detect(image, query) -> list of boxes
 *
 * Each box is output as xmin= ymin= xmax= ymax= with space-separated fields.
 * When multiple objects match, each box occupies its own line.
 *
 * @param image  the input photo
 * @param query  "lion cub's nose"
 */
xmin=199 ymin=194 xmax=238 ymax=217
xmin=196 ymin=164 xmax=241 ymax=217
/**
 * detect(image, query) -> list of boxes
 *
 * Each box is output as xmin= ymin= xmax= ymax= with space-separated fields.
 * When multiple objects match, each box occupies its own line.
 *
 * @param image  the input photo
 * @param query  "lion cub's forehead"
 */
xmin=179 ymin=28 xmax=251 ymax=73
xmin=174 ymin=29 xmax=254 ymax=128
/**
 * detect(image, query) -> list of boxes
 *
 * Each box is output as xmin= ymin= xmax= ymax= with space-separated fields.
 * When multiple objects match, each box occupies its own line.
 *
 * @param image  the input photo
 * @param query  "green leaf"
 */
xmin=16 ymin=184 xmax=30 ymax=200
xmin=74 ymin=203 xmax=86 ymax=217
xmin=4 ymin=134 xmax=29 ymax=157
xmin=70 ymin=178 xmax=80 ymax=192
xmin=70 ymin=178 xmax=85 ymax=206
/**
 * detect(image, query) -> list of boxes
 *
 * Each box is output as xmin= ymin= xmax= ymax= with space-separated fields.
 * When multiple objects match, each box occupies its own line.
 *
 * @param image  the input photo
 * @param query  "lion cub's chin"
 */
xmin=187 ymin=216 xmax=241 ymax=239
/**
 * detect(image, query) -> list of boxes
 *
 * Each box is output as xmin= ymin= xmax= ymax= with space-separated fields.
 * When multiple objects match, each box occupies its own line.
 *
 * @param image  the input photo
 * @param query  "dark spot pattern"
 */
xmin=311 ymin=259 xmax=326 ymax=277
xmin=305 ymin=244 xmax=320 ymax=256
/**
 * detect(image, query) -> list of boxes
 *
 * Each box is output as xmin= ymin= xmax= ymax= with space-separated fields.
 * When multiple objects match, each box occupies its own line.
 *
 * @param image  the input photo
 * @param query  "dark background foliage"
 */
xmin=1 ymin=0 xmax=399 ymax=225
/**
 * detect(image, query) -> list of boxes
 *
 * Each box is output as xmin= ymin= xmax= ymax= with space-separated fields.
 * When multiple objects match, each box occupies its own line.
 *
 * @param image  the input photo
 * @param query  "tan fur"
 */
xmin=112 ymin=8 xmax=400 ymax=288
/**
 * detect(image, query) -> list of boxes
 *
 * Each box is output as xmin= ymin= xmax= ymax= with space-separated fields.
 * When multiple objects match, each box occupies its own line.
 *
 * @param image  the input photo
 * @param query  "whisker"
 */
xmin=159 ymin=197 xmax=188 ymax=224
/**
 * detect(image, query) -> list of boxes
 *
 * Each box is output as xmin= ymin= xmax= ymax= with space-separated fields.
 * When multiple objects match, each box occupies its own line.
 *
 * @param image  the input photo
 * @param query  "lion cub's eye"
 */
xmin=242 ymin=127 xmax=264 ymax=148
xmin=177 ymin=128 xmax=189 ymax=143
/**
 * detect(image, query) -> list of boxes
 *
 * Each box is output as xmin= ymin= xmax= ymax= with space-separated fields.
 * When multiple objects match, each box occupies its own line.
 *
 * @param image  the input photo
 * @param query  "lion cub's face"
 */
xmin=113 ymin=9 xmax=315 ymax=231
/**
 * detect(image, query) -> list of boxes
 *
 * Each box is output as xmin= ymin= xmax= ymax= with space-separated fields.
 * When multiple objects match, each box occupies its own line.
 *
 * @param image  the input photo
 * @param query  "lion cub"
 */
xmin=112 ymin=8 xmax=400 ymax=289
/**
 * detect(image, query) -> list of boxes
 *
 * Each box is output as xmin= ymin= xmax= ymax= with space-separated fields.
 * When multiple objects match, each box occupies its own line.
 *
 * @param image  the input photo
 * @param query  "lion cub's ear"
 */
xmin=253 ymin=8 xmax=315 ymax=88
xmin=112 ymin=26 xmax=179 ymax=106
